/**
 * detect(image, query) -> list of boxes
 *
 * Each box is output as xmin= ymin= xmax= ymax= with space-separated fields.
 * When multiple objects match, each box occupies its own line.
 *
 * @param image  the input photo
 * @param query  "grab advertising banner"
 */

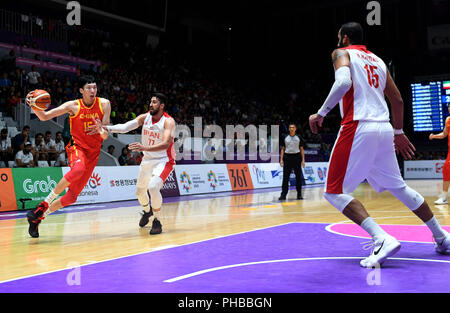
xmin=12 ymin=168 xmax=65 ymax=210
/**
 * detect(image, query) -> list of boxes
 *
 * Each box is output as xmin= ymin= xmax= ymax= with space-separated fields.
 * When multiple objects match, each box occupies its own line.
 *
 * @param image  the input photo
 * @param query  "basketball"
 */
xmin=31 ymin=89 xmax=51 ymax=111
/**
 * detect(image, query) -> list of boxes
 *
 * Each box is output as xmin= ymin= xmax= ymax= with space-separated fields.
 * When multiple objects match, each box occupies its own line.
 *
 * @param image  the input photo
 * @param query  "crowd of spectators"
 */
xmin=0 ymin=27 xmax=342 ymax=167
xmin=0 ymin=125 xmax=69 ymax=168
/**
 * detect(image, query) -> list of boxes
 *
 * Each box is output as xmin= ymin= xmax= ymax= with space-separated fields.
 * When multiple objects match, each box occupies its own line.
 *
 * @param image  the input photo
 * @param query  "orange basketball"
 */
xmin=31 ymin=89 xmax=51 ymax=111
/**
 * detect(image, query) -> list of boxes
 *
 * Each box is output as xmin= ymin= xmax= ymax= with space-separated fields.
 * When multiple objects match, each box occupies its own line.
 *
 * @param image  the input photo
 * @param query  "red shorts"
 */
xmin=443 ymin=161 xmax=450 ymax=181
xmin=60 ymin=145 xmax=100 ymax=207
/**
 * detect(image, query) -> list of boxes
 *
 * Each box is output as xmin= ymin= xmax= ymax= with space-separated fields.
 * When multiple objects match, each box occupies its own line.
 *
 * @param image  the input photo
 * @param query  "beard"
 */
xmin=149 ymin=108 xmax=160 ymax=116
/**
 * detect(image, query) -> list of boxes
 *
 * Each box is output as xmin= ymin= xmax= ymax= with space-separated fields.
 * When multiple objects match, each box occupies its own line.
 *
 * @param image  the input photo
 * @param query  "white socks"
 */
xmin=45 ymin=190 xmax=58 ymax=204
xmin=425 ymin=216 xmax=447 ymax=240
xmin=360 ymin=217 xmax=388 ymax=240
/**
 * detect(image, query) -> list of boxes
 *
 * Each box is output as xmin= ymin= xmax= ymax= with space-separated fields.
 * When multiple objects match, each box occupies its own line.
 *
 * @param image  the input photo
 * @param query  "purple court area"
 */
xmin=1 ymin=222 xmax=450 ymax=293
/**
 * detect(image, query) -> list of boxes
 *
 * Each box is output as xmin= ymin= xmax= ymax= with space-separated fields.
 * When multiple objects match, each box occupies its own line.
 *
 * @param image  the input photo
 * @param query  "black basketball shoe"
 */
xmin=149 ymin=218 xmax=162 ymax=235
xmin=26 ymin=201 xmax=48 ymax=238
xmin=139 ymin=206 xmax=153 ymax=227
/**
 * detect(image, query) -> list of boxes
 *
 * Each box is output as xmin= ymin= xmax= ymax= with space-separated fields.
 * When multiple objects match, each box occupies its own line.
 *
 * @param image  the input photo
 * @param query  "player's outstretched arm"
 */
xmin=129 ymin=118 xmax=175 ymax=152
xmin=309 ymin=49 xmax=352 ymax=134
xmin=384 ymin=70 xmax=416 ymax=159
xmin=87 ymin=112 xmax=146 ymax=136
xmin=26 ymin=91 xmax=76 ymax=121
xmin=429 ymin=117 xmax=449 ymax=140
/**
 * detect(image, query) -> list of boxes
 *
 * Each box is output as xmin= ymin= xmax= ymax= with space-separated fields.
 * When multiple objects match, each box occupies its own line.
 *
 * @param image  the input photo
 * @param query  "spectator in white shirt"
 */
xmin=0 ymin=128 xmax=13 ymax=167
xmin=32 ymin=132 xmax=48 ymax=163
xmin=15 ymin=142 xmax=35 ymax=168
xmin=54 ymin=131 xmax=67 ymax=166
xmin=27 ymin=65 xmax=41 ymax=87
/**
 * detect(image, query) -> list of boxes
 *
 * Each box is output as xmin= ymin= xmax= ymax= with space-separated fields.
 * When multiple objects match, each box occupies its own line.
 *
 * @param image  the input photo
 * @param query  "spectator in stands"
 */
xmin=32 ymin=132 xmax=48 ymax=163
xmin=107 ymin=145 xmax=115 ymax=155
xmin=27 ymin=65 xmax=41 ymax=88
xmin=7 ymin=89 xmax=21 ymax=118
xmin=0 ymin=73 xmax=11 ymax=87
xmin=54 ymin=131 xmax=66 ymax=165
xmin=15 ymin=141 xmax=35 ymax=168
xmin=0 ymin=128 xmax=13 ymax=167
xmin=118 ymin=146 xmax=136 ymax=166
xmin=12 ymin=125 xmax=30 ymax=156
xmin=44 ymin=130 xmax=57 ymax=162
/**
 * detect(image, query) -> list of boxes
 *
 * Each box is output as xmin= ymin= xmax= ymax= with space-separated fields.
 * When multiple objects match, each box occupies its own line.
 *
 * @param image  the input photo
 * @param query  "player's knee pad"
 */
xmin=388 ymin=186 xmax=424 ymax=211
xmin=60 ymin=190 xmax=78 ymax=207
xmin=136 ymin=187 xmax=149 ymax=206
xmin=148 ymin=176 xmax=163 ymax=194
xmin=324 ymin=192 xmax=354 ymax=212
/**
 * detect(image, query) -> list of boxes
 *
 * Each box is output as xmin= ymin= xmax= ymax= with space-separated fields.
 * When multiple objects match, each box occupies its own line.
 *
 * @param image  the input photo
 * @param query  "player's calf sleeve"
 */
xmin=388 ymin=186 xmax=424 ymax=211
xmin=323 ymin=192 xmax=354 ymax=212
xmin=148 ymin=176 xmax=163 ymax=209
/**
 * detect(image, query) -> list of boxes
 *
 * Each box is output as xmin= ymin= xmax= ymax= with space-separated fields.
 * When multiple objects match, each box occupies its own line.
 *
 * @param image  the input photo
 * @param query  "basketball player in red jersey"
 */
xmin=25 ymin=75 xmax=111 ymax=238
xmin=309 ymin=22 xmax=450 ymax=267
xmin=88 ymin=93 xmax=175 ymax=235
xmin=429 ymin=111 xmax=450 ymax=204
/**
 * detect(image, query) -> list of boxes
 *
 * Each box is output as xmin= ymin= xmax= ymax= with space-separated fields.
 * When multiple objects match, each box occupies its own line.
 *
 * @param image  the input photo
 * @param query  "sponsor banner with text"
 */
xmin=176 ymin=164 xmax=232 ymax=195
xmin=404 ymin=160 xmax=445 ymax=179
xmin=12 ymin=167 xmax=64 ymax=210
xmin=226 ymin=164 xmax=254 ymax=191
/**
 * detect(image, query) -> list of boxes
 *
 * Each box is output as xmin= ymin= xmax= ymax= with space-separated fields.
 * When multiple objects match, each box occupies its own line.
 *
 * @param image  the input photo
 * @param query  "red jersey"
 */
xmin=69 ymin=97 xmax=104 ymax=152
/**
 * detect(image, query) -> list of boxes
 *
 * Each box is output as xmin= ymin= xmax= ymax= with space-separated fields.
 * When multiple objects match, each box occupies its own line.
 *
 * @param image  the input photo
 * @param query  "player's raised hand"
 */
xmin=394 ymin=133 xmax=416 ymax=160
xmin=309 ymin=113 xmax=324 ymax=134
xmin=25 ymin=90 xmax=35 ymax=107
xmin=128 ymin=142 xmax=146 ymax=152
xmin=429 ymin=133 xmax=435 ymax=140
xmin=86 ymin=118 xmax=104 ymax=135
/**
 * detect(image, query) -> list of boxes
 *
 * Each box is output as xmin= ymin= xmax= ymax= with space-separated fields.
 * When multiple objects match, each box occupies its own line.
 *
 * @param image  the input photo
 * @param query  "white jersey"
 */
xmin=339 ymin=45 xmax=389 ymax=125
xmin=141 ymin=112 xmax=176 ymax=162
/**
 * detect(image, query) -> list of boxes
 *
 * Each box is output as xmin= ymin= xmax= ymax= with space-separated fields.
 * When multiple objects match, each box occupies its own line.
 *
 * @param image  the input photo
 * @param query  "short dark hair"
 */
xmin=1 ymin=128 xmax=7 ymax=134
xmin=36 ymin=132 xmax=44 ymax=138
xmin=78 ymin=75 xmax=96 ymax=88
xmin=340 ymin=22 xmax=364 ymax=45
xmin=152 ymin=93 xmax=167 ymax=105
xmin=45 ymin=131 xmax=51 ymax=136
xmin=56 ymin=131 xmax=62 ymax=136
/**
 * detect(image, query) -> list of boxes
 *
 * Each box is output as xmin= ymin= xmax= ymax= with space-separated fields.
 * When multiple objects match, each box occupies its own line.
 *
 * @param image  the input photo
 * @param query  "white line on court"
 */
xmin=164 ymin=256 xmax=450 ymax=283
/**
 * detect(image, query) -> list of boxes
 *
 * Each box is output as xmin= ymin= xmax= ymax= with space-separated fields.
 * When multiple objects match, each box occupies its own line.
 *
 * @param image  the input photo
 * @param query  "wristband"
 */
xmin=394 ymin=129 xmax=404 ymax=135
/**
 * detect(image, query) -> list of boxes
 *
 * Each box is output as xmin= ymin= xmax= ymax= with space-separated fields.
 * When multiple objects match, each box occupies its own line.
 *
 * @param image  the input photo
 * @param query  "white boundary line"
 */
xmin=164 ymin=256 xmax=450 ymax=283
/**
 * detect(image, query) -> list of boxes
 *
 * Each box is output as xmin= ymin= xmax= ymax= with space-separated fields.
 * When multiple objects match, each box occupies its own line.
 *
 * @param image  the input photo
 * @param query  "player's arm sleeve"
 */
xmin=317 ymin=66 xmax=352 ymax=117
xmin=106 ymin=119 xmax=140 ymax=134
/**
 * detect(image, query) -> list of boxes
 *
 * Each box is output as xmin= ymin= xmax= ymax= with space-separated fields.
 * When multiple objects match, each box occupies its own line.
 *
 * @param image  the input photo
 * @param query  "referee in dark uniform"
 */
xmin=279 ymin=123 xmax=305 ymax=200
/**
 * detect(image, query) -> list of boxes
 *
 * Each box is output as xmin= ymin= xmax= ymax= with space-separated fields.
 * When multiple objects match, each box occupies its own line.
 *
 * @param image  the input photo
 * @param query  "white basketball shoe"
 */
xmin=434 ymin=232 xmax=450 ymax=254
xmin=360 ymin=235 xmax=401 ymax=268
xmin=434 ymin=197 xmax=448 ymax=205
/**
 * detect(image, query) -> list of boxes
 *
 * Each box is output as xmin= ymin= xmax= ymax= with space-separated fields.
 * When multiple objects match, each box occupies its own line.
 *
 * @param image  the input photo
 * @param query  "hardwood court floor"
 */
xmin=0 ymin=179 xmax=449 ymax=284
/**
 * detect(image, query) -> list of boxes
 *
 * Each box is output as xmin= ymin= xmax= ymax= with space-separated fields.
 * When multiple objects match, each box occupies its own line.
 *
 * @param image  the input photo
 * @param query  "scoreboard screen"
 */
xmin=411 ymin=80 xmax=450 ymax=132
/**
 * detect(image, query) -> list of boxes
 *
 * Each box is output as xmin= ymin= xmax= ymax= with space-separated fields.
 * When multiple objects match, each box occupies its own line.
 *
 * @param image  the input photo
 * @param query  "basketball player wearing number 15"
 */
xmin=309 ymin=22 xmax=450 ymax=268
xmin=25 ymin=75 xmax=111 ymax=238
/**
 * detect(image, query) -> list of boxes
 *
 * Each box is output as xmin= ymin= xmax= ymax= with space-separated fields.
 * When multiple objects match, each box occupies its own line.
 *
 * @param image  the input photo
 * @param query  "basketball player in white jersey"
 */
xmin=309 ymin=22 xmax=450 ymax=268
xmin=89 ymin=93 xmax=175 ymax=235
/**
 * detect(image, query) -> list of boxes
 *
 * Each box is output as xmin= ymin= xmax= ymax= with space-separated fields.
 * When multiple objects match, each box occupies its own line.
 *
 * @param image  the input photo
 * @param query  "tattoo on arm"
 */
xmin=332 ymin=49 xmax=348 ymax=64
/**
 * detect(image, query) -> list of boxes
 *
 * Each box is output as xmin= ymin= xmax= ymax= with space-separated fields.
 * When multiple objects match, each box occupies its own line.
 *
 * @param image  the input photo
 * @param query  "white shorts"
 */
xmin=137 ymin=157 xmax=175 ymax=189
xmin=325 ymin=121 xmax=406 ymax=194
